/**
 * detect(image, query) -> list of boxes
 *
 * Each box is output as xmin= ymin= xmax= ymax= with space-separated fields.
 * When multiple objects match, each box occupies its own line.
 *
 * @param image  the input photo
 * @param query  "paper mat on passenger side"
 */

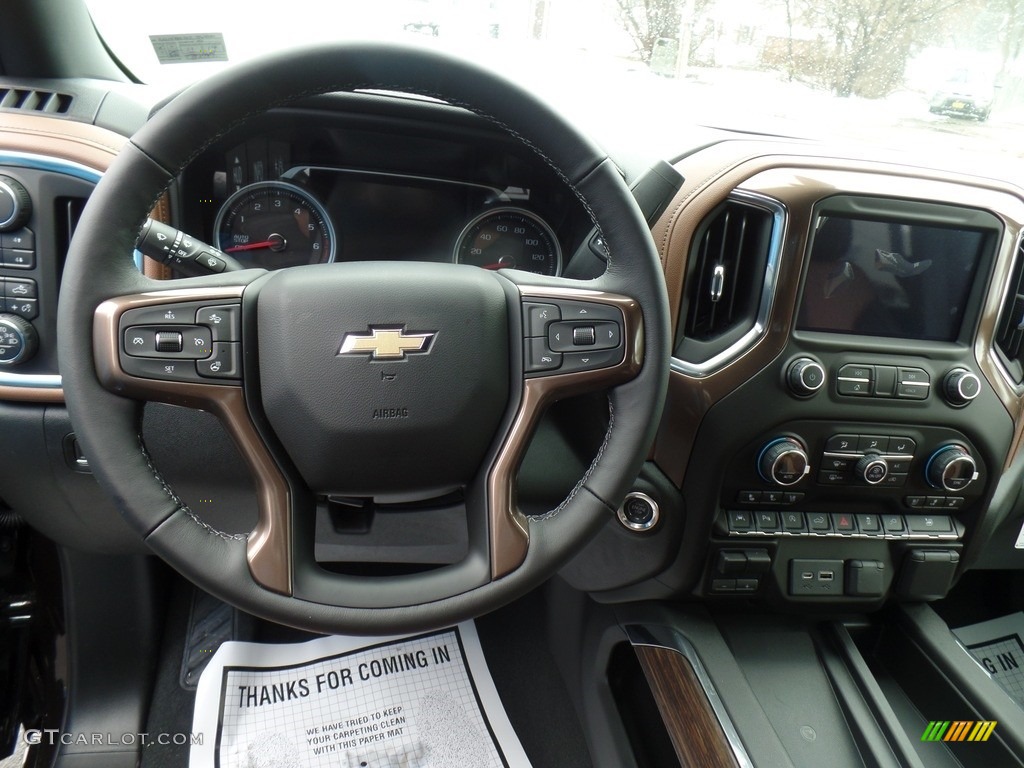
xmin=189 ymin=621 xmax=532 ymax=767
xmin=953 ymin=611 xmax=1024 ymax=707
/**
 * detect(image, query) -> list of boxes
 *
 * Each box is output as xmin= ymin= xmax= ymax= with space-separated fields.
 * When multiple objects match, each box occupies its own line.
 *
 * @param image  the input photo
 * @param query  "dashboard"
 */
xmin=3 ymin=90 xmax=1024 ymax=613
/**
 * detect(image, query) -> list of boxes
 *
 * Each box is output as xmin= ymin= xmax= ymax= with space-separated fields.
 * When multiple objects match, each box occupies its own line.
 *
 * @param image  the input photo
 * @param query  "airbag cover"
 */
xmin=257 ymin=262 xmax=509 ymax=496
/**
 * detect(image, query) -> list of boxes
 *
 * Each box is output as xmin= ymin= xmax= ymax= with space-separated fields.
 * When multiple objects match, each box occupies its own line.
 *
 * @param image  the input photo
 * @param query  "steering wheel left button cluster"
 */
xmin=522 ymin=299 xmax=625 ymax=376
xmin=118 ymin=301 xmax=242 ymax=384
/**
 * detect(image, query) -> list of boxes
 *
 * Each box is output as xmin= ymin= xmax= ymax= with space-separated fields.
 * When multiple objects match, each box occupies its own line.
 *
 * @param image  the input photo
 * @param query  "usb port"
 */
xmin=818 ymin=570 xmax=835 ymax=581
xmin=801 ymin=571 xmax=814 ymax=580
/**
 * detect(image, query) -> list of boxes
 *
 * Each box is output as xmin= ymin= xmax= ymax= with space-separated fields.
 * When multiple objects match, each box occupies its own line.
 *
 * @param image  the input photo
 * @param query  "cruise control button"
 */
xmin=120 ymin=356 xmax=205 ymax=383
xmin=124 ymin=327 xmax=157 ymax=355
xmin=196 ymin=304 xmax=242 ymax=342
xmin=122 ymin=303 xmax=200 ymax=325
xmin=154 ymin=331 xmax=183 ymax=353
xmin=559 ymin=347 xmax=623 ymax=374
xmin=197 ymin=342 xmax=241 ymax=379
xmin=524 ymin=338 xmax=560 ymax=373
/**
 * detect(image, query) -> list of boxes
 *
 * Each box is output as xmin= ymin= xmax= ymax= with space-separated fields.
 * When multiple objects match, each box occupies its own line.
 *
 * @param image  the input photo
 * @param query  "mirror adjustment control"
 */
xmin=944 ymin=368 xmax=981 ymax=406
xmin=758 ymin=437 xmax=810 ymax=486
xmin=787 ymin=358 xmax=825 ymax=396
xmin=926 ymin=445 xmax=978 ymax=492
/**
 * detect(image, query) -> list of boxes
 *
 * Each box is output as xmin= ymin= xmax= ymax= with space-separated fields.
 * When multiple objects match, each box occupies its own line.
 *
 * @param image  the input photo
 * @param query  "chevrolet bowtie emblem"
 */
xmin=337 ymin=327 xmax=436 ymax=361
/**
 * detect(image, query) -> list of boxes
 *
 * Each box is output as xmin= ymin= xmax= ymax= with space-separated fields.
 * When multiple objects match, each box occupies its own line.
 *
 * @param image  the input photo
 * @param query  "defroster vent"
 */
xmin=0 ymin=87 xmax=72 ymax=115
xmin=674 ymin=194 xmax=780 ymax=374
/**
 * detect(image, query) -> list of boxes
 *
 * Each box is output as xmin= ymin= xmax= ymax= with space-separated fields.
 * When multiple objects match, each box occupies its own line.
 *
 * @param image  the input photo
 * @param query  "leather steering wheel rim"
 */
xmin=57 ymin=42 xmax=670 ymax=634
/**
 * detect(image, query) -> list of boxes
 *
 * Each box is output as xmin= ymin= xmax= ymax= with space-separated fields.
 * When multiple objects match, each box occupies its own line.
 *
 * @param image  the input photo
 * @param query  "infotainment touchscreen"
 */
xmin=796 ymin=214 xmax=987 ymax=342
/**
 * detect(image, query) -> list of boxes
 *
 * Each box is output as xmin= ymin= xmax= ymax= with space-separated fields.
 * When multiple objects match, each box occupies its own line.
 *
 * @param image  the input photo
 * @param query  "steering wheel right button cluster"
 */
xmin=522 ymin=298 xmax=624 ymax=376
xmin=118 ymin=300 xmax=242 ymax=384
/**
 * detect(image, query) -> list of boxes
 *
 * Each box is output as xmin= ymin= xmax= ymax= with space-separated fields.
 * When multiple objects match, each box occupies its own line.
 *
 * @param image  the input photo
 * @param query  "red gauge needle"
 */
xmin=224 ymin=233 xmax=287 ymax=253
xmin=224 ymin=240 xmax=278 ymax=253
xmin=481 ymin=262 xmax=508 ymax=270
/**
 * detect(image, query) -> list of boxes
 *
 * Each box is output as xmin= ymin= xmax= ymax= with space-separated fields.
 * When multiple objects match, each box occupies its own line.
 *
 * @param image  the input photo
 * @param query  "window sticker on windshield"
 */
xmin=189 ymin=622 xmax=532 ymax=767
xmin=150 ymin=33 xmax=228 ymax=65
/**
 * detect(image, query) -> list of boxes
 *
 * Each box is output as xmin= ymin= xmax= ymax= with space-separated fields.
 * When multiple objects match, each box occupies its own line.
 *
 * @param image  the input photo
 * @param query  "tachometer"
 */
xmin=453 ymin=207 xmax=561 ymax=276
xmin=214 ymin=181 xmax=335 ymax=269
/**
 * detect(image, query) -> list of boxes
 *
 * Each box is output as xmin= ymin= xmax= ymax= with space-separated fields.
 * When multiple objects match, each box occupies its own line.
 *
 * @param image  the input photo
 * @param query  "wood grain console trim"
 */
xmin=635 ymin=644 xmax=741 ymax=768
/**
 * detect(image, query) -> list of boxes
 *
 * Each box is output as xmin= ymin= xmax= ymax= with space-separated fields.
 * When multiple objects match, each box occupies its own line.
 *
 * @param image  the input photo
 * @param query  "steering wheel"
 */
xmin=57 ymin=43 xmax=670 ymax=635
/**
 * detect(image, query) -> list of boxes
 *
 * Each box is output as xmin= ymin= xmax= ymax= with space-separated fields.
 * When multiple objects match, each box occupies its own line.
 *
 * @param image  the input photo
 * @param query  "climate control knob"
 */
xmin=943 ymin=368 xmax=981 ymax=407
xmin=787 ymin=358 xmax=826 ymax=396
xmin=758 ymin=438 xmax=810 ymax=486
xmin=0 ymin=175 xmax=31 ymax=232
xmin=855 ymin=453 xmax=889 ymax=485
xmin=0 ymin=313 xmax=37 ymax=365
xmin=926 ymin=445 xmax=978 ymax=492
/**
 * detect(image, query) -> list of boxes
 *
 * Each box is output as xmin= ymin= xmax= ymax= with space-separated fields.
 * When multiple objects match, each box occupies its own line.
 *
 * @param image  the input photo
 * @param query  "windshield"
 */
xmin=85 ymin=0 xmax=1024 ymax=162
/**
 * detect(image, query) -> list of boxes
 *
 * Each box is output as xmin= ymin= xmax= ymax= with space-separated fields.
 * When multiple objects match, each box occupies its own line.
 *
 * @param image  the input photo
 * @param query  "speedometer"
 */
xmin=214 ymin=181 xmax=335 ymax=269
xmin=453 ymin=207 xmax=562 ymax=276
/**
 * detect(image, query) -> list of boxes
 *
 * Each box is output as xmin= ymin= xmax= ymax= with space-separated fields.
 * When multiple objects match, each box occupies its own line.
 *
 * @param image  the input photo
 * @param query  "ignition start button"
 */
xmin=617 ymin=492 xmax=660 ymax=531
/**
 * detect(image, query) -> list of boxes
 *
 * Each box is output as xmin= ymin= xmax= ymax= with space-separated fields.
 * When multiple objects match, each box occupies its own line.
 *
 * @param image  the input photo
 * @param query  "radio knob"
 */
xmin=787 ymin=358 xmax=826 ymax=396
xmin=0 ymin=313 xmax=38 ymax=365
xmin=943 ymin=368 xmax=981 ymax=406
xmin=758 ymin=438 xmax=810 ymax=486
xmin=0 ymin=175 xmax=31 ymax=232
xmin=855 ymin=453 xmax=888 ymax=485
xmin=926 ymin=445 xmax=977 ymax=492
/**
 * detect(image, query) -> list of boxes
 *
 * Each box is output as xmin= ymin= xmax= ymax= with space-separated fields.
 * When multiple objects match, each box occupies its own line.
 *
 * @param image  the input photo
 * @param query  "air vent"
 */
xmin=0 ymin=87 xmax=72 ymax=115
xmin=55 ymin=196 xmax=88 ymax=284
xmin=995 ymin=240 xmax=1024 ymax=384
xmin=674 ymin=195 xmax=779 ymax=373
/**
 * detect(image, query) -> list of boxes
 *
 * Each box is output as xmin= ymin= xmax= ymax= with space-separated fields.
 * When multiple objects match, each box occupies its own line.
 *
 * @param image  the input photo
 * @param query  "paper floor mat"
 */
xmin=190 ymin=621 xmax=532 ymax=767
